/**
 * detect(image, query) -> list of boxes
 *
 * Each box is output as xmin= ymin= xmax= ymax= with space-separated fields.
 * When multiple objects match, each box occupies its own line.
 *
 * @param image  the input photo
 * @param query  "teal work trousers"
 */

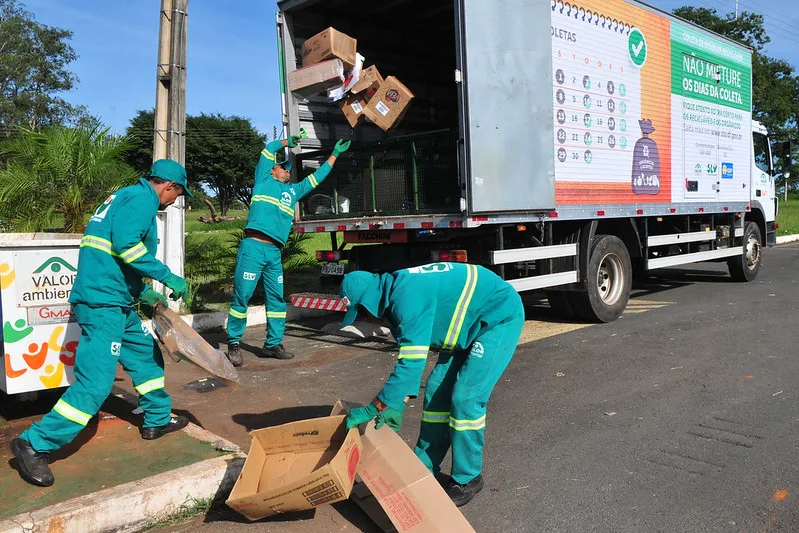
xmin=227 ymin=237 xmax=286 ymax=348
xmin=414 ymin=312 xmax=525 ymax=484
xmin=21 ymin=304 xmax=171 ymax=453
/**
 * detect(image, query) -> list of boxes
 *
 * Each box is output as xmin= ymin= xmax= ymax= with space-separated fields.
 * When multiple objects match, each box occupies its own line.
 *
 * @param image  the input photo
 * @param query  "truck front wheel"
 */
xmin=728 ymin=221 xmax=762 ymax=282
xmin=573 ymin=235 xmax=632 ymax=323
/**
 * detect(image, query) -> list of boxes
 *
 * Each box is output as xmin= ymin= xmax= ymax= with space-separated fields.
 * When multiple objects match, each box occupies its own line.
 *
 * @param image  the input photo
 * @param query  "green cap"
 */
xmin=149 ymin=159 xmax=194 ymax=198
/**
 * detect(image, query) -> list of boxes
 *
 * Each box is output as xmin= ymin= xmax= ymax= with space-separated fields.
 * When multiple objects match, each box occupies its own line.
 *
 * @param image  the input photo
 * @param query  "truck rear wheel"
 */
xmin=572 ymin=235 xmax=632 ymax=323
xmin=728 ymin=221 xmax=762 ymax=282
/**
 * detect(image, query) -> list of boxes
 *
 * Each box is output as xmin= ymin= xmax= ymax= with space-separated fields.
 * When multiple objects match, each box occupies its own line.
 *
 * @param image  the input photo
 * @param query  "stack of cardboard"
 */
xmin=287 ymin=26 xmax=415 ymax=132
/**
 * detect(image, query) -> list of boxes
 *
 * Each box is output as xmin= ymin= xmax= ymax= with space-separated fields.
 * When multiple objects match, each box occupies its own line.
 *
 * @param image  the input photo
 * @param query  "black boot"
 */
xmin=10 ymin=437 xmax=54 ymax=487
xmin=227 ymin=343 xmax=243 ymax=367
xmin=261 ymin=344 xmax=294 ymax=360
xmin=140 ymin=415 xmax=189 ymax=440
xmin=445 ymin=475 xmax=484 ymax=507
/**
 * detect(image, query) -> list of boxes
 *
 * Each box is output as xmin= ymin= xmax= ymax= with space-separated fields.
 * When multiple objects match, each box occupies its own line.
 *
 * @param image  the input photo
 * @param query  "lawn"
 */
xmin=776 ymin=197 xmax=799 ymax=236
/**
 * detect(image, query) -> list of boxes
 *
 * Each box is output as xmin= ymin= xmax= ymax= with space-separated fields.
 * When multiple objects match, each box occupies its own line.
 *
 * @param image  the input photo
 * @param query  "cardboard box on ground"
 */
xmin=226 ymin=400 xmax=475 ymax=532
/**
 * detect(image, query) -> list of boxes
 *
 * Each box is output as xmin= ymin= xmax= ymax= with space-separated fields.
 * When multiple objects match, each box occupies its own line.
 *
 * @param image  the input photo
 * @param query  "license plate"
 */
xmin=321 ymin=262 xmax=345 ymax=276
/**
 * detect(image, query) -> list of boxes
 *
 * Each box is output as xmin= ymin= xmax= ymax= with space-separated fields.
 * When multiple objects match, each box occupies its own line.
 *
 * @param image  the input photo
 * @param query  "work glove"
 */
xmin=140 ymin=286 xmax=168 ymax=308
xmin=164 ymin=274 xmax=189 ymax=301
xmin=286 ymin=135 xmax=302 ymax=148
xmin=346 ymin=403 xmax=379 ymax=430
xmin=332 ymin=139 xmax=351 ymax=157
xmin=375 ymin=407 xmax=404 ymax=432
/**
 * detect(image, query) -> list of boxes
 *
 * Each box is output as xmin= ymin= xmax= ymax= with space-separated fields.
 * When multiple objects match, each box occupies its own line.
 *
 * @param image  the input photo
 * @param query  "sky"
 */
xmin=21 ymin=0 xmax=799 ymax=136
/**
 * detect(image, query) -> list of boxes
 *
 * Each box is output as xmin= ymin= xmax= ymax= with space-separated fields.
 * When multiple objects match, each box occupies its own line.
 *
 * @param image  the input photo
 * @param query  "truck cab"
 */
xmin=751 ymin=120 xmax=777 ymax=246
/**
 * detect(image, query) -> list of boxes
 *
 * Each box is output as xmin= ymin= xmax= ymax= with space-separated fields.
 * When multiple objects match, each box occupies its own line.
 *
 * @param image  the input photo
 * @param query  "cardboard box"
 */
xmin=302 ymin=27 xmax=357 ymax=70
xmin=332 ymin=401 xmax=476 ymax=533
xmin=363 ymin=76 xmax=415 ymax=132
xmin=350 ymin=65 xmax=384 ymax=96
xmin=288 ymin=59 xmax=345 ymax=100
xmin=226 ymin=415 xmax=361 ymax=521
xmin=341 ymin=93 xmax=368 ymax=128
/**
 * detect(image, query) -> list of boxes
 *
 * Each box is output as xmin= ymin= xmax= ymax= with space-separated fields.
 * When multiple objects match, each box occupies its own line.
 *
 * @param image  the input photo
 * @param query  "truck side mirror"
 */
xmin=777 ymin=140 xmax=793 ymax=178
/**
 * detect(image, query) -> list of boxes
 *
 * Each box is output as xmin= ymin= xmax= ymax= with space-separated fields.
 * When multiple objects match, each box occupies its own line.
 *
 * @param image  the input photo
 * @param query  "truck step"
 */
xmin=291 ymin=292 xmax=346 ymax=312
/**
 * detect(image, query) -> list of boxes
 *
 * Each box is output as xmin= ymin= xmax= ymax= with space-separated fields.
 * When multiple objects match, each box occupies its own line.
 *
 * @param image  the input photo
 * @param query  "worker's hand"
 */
xmin=140 ymin=287 xmax=168 ymax=308
xmin=375 ymin=407 xmax=404 ymax=432
xmin=332 ymin=139 xmax=351 ymax=157
xmin=346 ymin=403 xmax=379 ymax=430
xmin=164 ymin=274 xmax=189 ymax=301
xmin=286 ymin=135 xmax=302 ymax=148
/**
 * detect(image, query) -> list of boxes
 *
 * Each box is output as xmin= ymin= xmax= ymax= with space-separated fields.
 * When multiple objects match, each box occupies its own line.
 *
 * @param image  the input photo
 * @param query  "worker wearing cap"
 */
xmin=341 ymin=263 xmax=525 ymax=506
xmin=10 ymin=159 xmax=193 ymax=488
xmin=225 ymin=136 xmax=351 ymax=366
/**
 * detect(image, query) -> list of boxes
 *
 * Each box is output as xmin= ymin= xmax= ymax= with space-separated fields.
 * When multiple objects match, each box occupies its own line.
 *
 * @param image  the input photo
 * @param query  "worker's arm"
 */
xmin=294 ymin=140 xmax=351 ymax=200
xmin=254 ymin=140 xmax=287 ymax=185
xmin=109 ymin=199 xmax=172 ymax=283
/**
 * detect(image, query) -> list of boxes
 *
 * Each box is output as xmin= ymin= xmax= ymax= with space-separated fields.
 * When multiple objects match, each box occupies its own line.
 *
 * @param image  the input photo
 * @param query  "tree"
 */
xmin=672 ymin=7 xmax=799 ymax=135
xmin=0 ymin=0 xmax=88 ymax=134
xmin=125 ymin=110 xmax=265 ymax=215
xmin=0 ymin=125 xmax=139 ymax=232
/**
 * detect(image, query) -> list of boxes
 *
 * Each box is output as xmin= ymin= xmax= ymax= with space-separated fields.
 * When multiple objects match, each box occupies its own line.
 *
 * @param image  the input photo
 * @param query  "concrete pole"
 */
xmin=735 ymin=0 xmax=739 ymax=18
xmin=153 ymin=0 xmax=188 ymax=309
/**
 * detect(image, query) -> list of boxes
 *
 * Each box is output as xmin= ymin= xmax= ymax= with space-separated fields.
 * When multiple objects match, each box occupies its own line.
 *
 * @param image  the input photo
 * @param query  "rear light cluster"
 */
xmin=431 ymin=250 xmax=468 ymax=263
xmin=315 ymin=250 xmax=342 ymax=262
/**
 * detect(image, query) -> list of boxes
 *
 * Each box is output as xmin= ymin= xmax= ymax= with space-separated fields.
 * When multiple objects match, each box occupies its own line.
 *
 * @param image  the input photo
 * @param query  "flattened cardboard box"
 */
xmin=302 ymin=26 xmax=357 ymax=70
xmin=288 ymin=59 xmax=345 ymax=100
xmin=226 ymin=415 xmax=361 ymax=521
xmin=363 ymin=76 xmax=415 ymax=132
xmin=332 ymin=401 xmax=475 ymax=533
xmin=341 ymin=65 xmax=384 ymax=128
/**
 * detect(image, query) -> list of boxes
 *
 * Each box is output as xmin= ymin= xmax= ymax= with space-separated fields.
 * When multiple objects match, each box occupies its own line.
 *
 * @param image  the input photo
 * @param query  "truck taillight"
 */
xmin=316 ymin=250 xmax=341 ymax=262
xmin=431 ymin=250 xmax=468 ymax=263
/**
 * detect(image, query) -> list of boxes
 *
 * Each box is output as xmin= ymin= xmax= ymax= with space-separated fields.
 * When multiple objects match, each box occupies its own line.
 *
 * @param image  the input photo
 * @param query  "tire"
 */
xmin=545 ymin=290 xmax=576 ymax=319
xmin=728 ymin=221 xmax=762 ymax=282
xmin=571 ymin=235 xmax=632 ymax=323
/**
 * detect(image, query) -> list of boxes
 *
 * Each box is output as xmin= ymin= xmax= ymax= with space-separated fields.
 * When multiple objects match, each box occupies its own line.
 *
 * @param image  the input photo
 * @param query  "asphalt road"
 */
xmin=153 ymin=243 xmax=799 ymax=532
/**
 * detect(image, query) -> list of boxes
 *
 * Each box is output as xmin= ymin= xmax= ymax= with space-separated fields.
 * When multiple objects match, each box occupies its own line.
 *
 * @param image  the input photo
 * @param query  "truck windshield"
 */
xmin=753 ymin=132 xmax=771 ymax=174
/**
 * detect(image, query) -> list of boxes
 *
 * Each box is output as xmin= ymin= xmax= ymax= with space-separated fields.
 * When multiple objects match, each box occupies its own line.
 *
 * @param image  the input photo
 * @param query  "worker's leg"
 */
xmin=261 ymin=244 xmax=287 ymax=349
xmin=449 ymin=313 xmax=525 ymax=484
xmin=20 ymin=305 xmax=124 ymax=452
xmin=227 ymin=238 xmax=264 ymax=344
xmin=414 ymin=351 xmax=465 ymax=474
xmin=119 ymin=308 xmax=171 ymax=428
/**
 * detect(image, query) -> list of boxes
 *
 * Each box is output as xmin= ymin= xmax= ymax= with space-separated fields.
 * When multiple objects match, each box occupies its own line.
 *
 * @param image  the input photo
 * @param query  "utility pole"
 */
xmin=153 ymin=0 xmax=188 ymax=307
xmin=735 ymin=0 xmax=739 ymax=18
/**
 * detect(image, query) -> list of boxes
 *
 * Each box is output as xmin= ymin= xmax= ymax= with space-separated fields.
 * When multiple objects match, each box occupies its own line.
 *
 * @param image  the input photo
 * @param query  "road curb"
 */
xmin=776 ymin=234 xmax=799 ymax=245
xmin=0 ymin=419 xmax=245 ymax=533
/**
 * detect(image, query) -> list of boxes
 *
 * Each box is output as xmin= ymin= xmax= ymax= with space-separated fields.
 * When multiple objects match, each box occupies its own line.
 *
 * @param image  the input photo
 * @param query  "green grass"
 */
xmin=141 ymin=496 xmax=214 ymax=531
xmin=776 ymin=197 xmax=799 ymax=236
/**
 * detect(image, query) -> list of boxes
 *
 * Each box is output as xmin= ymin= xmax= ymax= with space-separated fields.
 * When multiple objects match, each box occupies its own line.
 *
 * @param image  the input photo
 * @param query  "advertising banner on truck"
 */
xmin=550 ymin=0 xmax=752 ymax=206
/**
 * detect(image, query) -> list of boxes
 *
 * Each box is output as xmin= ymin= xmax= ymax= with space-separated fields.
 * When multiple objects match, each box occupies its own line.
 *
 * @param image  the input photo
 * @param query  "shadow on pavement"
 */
xmin=231 ymin=404 xmax=334 ymax=432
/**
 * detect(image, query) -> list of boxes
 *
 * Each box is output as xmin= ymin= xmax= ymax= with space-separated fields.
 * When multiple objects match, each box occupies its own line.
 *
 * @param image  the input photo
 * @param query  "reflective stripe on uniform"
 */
xmin=119 ymin=242 xmax=148 ymax=263
xmin=251 ymin=195 xmax=294 ymax=216
xmin=398 ymin=345 xmax=429 ymax=360
xmin=308 ymin=173 xmax=319 ymax=188
xmin=261 ymin=148 xmax=275 ymax=161
xmin=449 ymin=414 xmax=486 ymax=431
xmin=80 ymin=235 xmax=115 ymax=255
xmin=421 ymin=410 xmax=450 ymax=424
xmin=136 ymin=376 xmax=165 ymax=395
xmin=442 ymin=264 xmax=479 ymax=351
xmin=266 ymin=311 xmax=287 ymax=319
xmin=53 ymin=399 xmax=92 ymax=426
xmin=229 ymin=308 xmax=248 ymax=320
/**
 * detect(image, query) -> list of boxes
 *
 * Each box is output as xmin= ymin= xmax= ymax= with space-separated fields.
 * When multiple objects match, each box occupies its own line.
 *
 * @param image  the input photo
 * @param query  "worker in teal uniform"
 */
xmin=225 ymin=136 xmax=351 ymax=366
xmin=341 ymin=262 xmax=525 ymax=506
xmin=10 ymin=159 xmax=193 ymax=488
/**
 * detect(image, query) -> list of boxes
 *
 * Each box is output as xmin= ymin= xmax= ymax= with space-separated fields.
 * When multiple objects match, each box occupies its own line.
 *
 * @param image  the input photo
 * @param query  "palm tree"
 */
xmin=0 ymin=125 xmax=139 ymax=233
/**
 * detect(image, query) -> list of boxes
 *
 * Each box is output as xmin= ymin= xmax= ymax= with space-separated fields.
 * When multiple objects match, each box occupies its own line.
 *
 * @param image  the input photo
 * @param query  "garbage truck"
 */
xmin=276 ymin=0 xmax=791 ymax=322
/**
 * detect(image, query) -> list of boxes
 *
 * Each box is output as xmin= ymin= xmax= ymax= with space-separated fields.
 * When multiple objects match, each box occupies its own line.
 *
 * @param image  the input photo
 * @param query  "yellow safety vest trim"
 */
xmin=449 ymin=414 xmax=486 ymax=431
xmin=54 ymin=399 xmax=92 ymax=426
xmin=442 ymin=265 xmax=479 ymax=350
xmin=120 ymin=242 xmax=148 ymax=264
xmin=261 ymin=148 xmax=275 ymax=161
xmin=80 ymin=235 xmax=115 ymax=255
xmin=421 ymin=410 xmax=450 ymax=424
xmin=136 ymin=376 xmax=165 ymax=395
xmin=398 ymin=345 xmax=429 ymax=360
xmin=251 ymin=195 xmax=295 ymax=217
xmin=308 ymin=173 xmax=319 ymax=188
xmin=266 ymin=311 xmax=287 ymax=319
xmin=229 ymin=308 xmax=248 ymax=320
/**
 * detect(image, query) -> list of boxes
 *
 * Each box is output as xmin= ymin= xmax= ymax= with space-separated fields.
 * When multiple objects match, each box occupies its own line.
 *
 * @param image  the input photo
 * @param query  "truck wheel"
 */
xmin=728 ymin=221 xmax=762 ymax=282
xmin=573 ymin=235 xmax=632 ymax=323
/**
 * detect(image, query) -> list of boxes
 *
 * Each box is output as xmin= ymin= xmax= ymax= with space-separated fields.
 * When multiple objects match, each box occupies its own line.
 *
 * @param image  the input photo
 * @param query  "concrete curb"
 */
xmin=776 ymin=234 xmax=799 ymax=245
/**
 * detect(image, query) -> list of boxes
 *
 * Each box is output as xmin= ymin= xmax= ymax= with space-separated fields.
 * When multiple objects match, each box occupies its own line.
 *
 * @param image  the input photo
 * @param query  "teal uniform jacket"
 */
xmin=364 ymin=263 xmax=522 ymax=409
xmin=246 ymin=140 xmax=332 ymax=246
xmin=69 ymin=178 xmax=173 ymax=307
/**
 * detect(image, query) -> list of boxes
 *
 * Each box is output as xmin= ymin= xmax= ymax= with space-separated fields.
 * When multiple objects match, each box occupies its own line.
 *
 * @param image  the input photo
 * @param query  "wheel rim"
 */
xmin=596 ymin=253 xmax=624 ymax=305
xmin=745 ymin=234 xmax=761 ymax=270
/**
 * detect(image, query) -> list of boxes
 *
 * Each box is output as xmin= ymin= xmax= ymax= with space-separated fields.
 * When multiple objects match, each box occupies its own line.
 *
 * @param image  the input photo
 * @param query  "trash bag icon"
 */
xmin=631 ymin=119 xmax=661 ymax=195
